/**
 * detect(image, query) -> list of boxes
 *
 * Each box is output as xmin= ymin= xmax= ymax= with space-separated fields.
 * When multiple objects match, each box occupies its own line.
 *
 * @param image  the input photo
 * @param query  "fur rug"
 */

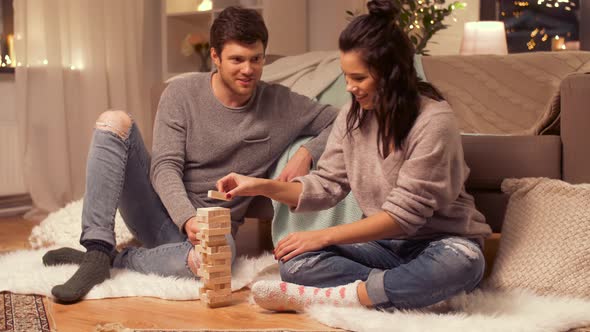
xmin=0 ymin=248 xmax=279 ymax=300
xmin=308 ymin=291 xmax=590 ymax=332
xmin=4 ymin=199 xmax=590 ymax=331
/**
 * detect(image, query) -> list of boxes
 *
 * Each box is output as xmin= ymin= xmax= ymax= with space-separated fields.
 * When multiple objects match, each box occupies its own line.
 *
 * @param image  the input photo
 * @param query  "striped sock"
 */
xmin=251 ymin=280 xmax=362 ymax=312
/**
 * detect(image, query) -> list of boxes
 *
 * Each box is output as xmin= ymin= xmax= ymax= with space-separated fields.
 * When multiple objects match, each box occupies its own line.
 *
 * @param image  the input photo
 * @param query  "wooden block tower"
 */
xmin=195 ymin=206 xmax=232 ymax=308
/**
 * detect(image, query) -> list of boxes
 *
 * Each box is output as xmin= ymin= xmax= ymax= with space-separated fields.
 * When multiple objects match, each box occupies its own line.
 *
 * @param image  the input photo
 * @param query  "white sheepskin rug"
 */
xmin=4 ymin=199 xmax=590 ymax=332
xmin=307 ymin=290 xmax=590 ymax=332
xmin=2 ymin=199 xmax=280 ymax=300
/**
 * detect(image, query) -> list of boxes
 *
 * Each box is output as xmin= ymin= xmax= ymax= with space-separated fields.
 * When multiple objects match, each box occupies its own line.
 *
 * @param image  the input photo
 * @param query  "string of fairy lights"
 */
xmin=502 ymin=0 xmax=577 ymax=50
xmin=406 ymin=1 xmax=461 ymax=31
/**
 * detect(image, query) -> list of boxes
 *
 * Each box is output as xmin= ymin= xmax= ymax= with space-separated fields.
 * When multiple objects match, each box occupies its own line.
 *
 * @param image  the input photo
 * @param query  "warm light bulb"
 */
xmin=198 ymin=0 xmax=212 ymax=11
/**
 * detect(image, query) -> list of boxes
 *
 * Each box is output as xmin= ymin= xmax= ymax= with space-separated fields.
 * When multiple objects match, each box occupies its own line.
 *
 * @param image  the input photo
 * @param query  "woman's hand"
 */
xmin=216 ymin=172 xmax=267 ymax=198
xmin=274 ymin=229 xmax=332 ymax=262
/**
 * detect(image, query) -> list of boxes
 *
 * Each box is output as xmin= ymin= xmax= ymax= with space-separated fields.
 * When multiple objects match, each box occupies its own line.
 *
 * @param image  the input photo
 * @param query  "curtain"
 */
xmin=13 ymin=0 xmax=161 ymax=218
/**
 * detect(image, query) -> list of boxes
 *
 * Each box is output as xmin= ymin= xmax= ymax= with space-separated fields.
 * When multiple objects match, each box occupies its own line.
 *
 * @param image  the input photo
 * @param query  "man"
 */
xmin=42 ymin=6 xmax=338 ymax=303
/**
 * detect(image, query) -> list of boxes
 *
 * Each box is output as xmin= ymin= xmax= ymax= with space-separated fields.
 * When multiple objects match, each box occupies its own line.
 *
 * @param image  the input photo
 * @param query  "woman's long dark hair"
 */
xmin=339 ymin=0 xmax=444 ymax=157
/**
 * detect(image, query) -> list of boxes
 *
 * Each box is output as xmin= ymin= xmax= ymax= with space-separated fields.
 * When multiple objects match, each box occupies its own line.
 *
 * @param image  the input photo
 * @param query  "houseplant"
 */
xmin=347 ymin=0 xmax=466 ymax=55
xmin=181 ymin=32 xmax=211 ymax=72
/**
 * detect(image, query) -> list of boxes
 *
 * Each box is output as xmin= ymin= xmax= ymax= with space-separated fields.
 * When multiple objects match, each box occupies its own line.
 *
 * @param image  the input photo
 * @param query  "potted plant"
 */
xmin=181 ymin=32 xmax=211 ymax=72
xmin=347 ymin=0 xmax=466 ymax=55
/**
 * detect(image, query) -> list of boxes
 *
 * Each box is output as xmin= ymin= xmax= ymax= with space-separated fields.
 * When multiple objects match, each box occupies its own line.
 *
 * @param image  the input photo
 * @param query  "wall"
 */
xmin=423 ymin=0 xmax=480 ymax=55
xmin=306 ymin=0 xmax=480 ymax=55
xmin=264 ymin=0 xmax=308 ymax=55
xmin=0 ymin=75 xmax=26 ymax=196
xmin=307 ymin=0 xmax=364 ymax=51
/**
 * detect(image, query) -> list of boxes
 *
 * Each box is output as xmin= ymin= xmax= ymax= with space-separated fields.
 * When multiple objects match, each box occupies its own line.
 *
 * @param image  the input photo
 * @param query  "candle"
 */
xmin=551 ymin=36 xmax=566 ymax=51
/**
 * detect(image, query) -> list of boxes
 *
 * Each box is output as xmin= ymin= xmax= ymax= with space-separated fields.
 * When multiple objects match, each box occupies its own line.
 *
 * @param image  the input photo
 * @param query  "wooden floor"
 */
xmin=0 ymin=215 xmax=337 ymax=332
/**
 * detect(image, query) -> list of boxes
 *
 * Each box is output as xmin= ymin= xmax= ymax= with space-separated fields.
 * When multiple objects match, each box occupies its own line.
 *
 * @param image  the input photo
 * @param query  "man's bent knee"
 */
xmin=95 ymin=110 xmax=133 ymax=139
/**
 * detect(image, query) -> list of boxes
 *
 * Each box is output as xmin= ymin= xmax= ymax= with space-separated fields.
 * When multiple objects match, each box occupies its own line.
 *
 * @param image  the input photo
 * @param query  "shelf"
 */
xmin=0 ymin=67 xmax=15 ymax=74
xmin=162 ymin=0 xmax=306 ymax=79
xmin=167 ymin=10 xmax=213 ymax=17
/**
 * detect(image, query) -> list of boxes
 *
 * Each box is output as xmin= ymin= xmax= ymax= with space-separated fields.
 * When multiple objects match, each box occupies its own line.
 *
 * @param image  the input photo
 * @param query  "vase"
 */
xmin=198 ymin=52 xmax=210 ymax=72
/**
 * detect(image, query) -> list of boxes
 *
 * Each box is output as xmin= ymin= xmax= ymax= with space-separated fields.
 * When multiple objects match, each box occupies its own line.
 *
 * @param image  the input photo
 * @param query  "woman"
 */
xmin=217 ymin=0 xmax=492 ymax=311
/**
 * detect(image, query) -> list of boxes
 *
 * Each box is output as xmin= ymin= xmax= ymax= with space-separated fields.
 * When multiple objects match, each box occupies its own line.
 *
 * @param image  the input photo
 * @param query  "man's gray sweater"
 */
xmin=151 ymin=72 xmax=338 ymax=231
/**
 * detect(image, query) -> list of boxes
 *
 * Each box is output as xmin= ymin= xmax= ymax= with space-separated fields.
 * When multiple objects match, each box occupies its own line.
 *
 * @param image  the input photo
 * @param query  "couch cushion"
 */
xmin=462 ymin=134 xmax=561 ymax=190
xmin=485 ymin=177 xmax=590 ymax=298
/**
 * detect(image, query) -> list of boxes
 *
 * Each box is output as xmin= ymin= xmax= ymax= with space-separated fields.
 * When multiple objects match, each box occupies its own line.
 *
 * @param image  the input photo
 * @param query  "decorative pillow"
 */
xmin=485 ymin=177 xmax=590 ymax=298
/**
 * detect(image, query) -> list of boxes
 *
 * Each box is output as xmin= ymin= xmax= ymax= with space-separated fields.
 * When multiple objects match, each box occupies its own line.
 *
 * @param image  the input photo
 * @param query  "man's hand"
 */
xmin=276 ymin=147 xmax=313 ymax=182
xmin=184 ymin=217 xmax=200 ymax=245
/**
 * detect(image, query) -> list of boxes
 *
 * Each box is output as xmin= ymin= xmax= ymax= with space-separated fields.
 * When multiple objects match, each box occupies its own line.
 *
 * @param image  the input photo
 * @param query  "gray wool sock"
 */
xmin=43 ymin=247 xmax=85 ymax=266
xmin=51 ymin=250 xmax=111 ymax=303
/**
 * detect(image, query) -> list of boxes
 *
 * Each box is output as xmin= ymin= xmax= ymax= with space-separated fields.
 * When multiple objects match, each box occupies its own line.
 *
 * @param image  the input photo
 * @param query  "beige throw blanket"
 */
xmin=422 ymin=51 xmax=590 ymax=135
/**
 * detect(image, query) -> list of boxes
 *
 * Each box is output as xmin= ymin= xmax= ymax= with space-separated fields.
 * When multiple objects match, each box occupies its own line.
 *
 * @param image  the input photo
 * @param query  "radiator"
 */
xmin=0 ymin=122 xmax=27 ymax=196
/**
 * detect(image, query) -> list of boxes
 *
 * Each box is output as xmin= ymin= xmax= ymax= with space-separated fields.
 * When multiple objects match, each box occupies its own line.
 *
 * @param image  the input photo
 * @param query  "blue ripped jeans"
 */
xmin=79 ymin=122 xmax=235 ymax=278
xmin=279 ymin=236 xmax=485 ymax=310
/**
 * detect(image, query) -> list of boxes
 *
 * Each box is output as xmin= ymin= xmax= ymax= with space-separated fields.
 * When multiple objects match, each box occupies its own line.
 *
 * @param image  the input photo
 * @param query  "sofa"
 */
xmin=152 ymin=51 xmax=590 ymax=270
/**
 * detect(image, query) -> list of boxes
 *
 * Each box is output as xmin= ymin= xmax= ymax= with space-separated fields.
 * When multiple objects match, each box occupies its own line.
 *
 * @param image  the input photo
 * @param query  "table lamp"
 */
xmin=460 ymin=21 xmax=508 ymax=55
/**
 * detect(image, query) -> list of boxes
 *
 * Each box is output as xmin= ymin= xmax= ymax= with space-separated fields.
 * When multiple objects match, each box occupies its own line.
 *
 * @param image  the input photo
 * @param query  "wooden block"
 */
xmin=196 ymin=245 xmax=231 ymax=255
xmin=218 ymin=245 xmax=231 ymax=253
xmin=201 ymin=263 xmax=231 ymax=274
xmin=200 ymin=293 xmax=232 ymax=308
xmin=201 ymin=227 xmax=231 ymax=236
xmin=197 ymin=234 xmax=228 ymax=247
xmin=208 ymin=190 xmax=231 ymax=201
xmin=210 ymin=282 xmax=231 ymax=291
xmin=196 ymin=220 xmax=231 ymax=230
xmin=198 ymin=286 xmax=230 ymax=296
xmin=204 ymin=293 xmax=232 ymax=303
xmin=202 ymin=287 xmax=231 ymax=296
xmin=197 ymin=221 xmax=231 ymax=232
xmin=202 ymin=256 xmax=230 ymax=266
xmin=201 ymin=251 xmax=232 ymax=261
xmin=195 ymin=215 xmax=209 ymax=223
xmin=207 ymin=216 xmax=231 ymax=223
xmin=198 ymin=269 xmax=231 ymax=280
xmin=197 ymin=207 xmax=230 ymax=218
xmin=201 ymin=282 xmax=230 ymax=292
xmin=203 ymin=276 xmax=232 ymax=288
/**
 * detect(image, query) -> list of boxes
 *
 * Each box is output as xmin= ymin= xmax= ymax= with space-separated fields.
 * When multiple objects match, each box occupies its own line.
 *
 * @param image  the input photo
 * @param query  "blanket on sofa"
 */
xmin=422 ymin=51 xmax=590 ymax=135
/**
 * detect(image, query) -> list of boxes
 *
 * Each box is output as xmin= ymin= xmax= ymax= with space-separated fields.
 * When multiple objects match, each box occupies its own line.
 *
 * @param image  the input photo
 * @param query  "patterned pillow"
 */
xmin=485 ymin=177 xmax=590 ymax=298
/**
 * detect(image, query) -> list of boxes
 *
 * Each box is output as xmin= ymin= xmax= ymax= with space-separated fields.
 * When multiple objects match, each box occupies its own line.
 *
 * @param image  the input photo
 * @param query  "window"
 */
xmin=0 ymin=0 xmax=14 ymax=73
xmin=500 ymin=0 xmax=579 ymax=53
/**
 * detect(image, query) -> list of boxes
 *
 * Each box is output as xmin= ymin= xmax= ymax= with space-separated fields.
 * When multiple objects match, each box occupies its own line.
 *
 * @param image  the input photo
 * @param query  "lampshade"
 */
xmin=460 ymin=21 xmax=508 ymax=55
